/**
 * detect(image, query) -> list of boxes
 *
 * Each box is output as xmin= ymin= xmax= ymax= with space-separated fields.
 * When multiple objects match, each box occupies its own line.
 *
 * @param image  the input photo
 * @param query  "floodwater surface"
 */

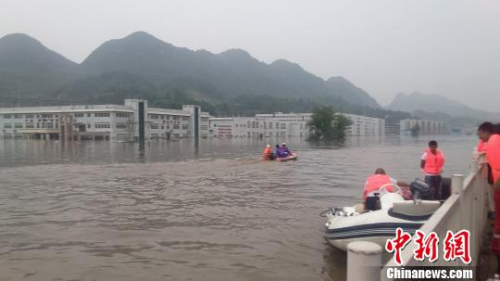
xmin=0 ymin=135 xmax=477 ymax=281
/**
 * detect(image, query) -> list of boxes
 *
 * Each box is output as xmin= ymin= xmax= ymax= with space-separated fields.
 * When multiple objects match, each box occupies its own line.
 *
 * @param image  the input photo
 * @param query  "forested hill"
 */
xmin=0 ymin=32 xmax=411 ymax=122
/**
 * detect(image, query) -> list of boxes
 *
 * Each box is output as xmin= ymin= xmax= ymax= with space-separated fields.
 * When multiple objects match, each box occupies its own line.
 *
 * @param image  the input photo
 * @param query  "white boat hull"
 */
xmin=324 ymin=194 xmax=439 ymax=251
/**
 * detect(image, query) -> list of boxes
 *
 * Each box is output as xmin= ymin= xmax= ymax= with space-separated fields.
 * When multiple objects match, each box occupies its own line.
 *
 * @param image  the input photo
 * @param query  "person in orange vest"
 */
xmin=420 ymin=140 xmax=445 ymax=200
xmin=478 ymin=122 xmax=500 ymax=274
xmin=363 ymin=168 xmax=410 ymax=210
xmin=261 ymin=144 xmax=274 ymax=160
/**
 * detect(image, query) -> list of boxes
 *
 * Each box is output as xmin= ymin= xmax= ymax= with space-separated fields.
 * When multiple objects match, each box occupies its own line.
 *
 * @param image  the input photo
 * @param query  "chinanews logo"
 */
xmin=385 ymin=228 xmax=471 ymax=265
xmin=384 ymin=228 xmax=474 ymax=280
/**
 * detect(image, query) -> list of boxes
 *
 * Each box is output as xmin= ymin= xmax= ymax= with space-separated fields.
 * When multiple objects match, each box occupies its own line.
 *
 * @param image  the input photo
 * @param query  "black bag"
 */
xmin=365 ymin=194 xmax=381 ymax=211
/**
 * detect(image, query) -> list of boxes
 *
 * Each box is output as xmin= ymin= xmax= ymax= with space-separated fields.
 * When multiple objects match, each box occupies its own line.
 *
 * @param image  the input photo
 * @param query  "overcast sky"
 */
xmin=1 ymin=0 xmax=499 ymax=111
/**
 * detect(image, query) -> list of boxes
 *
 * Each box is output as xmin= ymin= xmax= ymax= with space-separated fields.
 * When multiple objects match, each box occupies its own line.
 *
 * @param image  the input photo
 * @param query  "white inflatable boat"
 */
xmin=323 ymin=184 xmax=441 ymax=251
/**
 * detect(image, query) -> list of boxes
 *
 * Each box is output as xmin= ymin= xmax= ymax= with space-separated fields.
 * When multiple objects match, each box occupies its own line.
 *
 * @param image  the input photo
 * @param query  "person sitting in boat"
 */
xmin=363 ymin=168 xmax=410 ymax=210
xmin=262 ymin=144 xmax=274 ymax=160
xmin=275 ymin=143 xmax=291 ymax=158
xmin=281 ymin=143 xmax=292 ymax=156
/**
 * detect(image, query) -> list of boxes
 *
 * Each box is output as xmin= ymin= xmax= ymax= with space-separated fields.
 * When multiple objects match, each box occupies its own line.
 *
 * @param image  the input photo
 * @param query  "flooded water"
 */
xmin=0 ymin=135 xmax=477 ymax=281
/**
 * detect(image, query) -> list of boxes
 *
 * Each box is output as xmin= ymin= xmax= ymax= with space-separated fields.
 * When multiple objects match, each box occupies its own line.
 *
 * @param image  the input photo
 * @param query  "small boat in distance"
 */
xmin=275 ymin=153 xmax=298 ymax=162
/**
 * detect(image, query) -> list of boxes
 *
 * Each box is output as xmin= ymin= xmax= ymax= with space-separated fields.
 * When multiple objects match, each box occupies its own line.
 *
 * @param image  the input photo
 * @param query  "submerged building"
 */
xmin=0 ymin=99 xmax=210 ymax=141
xmin=399 ymin=119 xmax=448 ymax=135
xmin=209 ymin=112 xmax=385 ymax=138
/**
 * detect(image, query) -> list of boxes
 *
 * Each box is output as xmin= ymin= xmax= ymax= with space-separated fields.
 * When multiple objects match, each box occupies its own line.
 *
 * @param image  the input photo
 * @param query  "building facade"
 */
xmin=209 ymin=112 xmax=385 ymax=139
xmin=0 ymin=99 xmax=210 ymax=141
xmin=400 ymin=119 xmax=448 ymax=135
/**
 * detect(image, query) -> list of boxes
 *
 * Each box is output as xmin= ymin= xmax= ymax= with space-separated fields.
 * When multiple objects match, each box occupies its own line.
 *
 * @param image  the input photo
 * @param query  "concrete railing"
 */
xmin=347 ymin=158 xmax=491 ymax=281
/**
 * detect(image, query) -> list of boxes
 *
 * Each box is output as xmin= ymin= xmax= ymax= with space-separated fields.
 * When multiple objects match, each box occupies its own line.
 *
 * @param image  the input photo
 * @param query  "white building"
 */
xmin=209 ymin=112 xmax=385 ymax=139
xmin=400 ymin=119 xmax=448 ymax=135
xmin=0 ymin=99 xmax=210 ymax=141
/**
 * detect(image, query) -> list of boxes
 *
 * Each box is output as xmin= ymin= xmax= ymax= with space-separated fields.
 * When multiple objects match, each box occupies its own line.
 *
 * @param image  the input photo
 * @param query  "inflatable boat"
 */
xmin=323 ymin=181 xmax=440 ymax=251
xmin=276 ymin=153 xmax=298 ymax=162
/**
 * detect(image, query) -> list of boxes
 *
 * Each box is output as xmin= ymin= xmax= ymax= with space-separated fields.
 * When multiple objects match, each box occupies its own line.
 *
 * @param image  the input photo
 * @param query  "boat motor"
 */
xmin=409 ymin=179 xmax=430 ymax=200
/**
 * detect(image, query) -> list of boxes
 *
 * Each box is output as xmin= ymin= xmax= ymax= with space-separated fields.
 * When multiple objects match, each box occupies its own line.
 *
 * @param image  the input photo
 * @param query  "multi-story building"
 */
xmin=0 ymin=99 xmax=210 ymax=141
xmin=400 ymin=119 xmax=448 ymax=135
xmin=209 ymin=112 xmax=385 ymax=139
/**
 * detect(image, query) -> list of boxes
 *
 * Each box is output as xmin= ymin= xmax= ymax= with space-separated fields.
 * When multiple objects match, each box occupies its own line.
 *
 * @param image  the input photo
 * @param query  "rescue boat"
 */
xmin=323 ymin=181 xmax=441 ymax=251
xmin=275 ymin=153 xmax=298 ymax=162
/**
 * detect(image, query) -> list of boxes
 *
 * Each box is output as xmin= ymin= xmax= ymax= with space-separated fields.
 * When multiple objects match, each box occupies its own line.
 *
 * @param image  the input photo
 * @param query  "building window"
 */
xmin=150 ymin=114 xmax=160 ymax=120
xmin=25 ymin=124 xmax=34 ymax=129
xmin=3 ymin=123 xmax=12 ymax=128
xmin=74 ymin=113 xmax=84 ymax=118
xmin=116 ymin=112 xmax=131 ymax=118
xmin=173 ymin=116 xmax=180 ymax=121
xmin=14 ymin=114 xmax=23 ymax=119
xmin=116 ymin=123 xmax=127 ymax=129
xmin=151 ymin=123 xmax=159 ymax=129
xmin=95 ymin=112 xmax=110 ymax=118
xmin=201 ymin=125 xmax=208 ymax=130
xmin=25 ymin=114 xmax=34 ymax=119
xmin=14 ymin=123 xmax=23 ymax=128
xmin=182 ymin=116 xmax=189 ymax=121
xmin=87 ymin=113 xmax=92 ymax=117
xmin=41 ymin=114 xmax=53 ymax=119
xmin=182 ymin=124 xmax=188 ymax=130
xmin=173 ymin=124 xmax=180 ymax=130
xmin=87 ymin=124 xmax=91 ymax=129
xmin=3 ymin=114 xmax=12 ymax=119
xmin=95 ymin=122 xmax=111 ymax=129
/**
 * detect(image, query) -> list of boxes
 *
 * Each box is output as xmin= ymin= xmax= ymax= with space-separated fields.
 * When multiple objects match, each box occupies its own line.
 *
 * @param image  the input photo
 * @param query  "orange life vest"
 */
xmin=486 ymin=134 xmax=500 ymax=182
xmin=423 ymin=149 xmax=445 ymax=175
xmin=477 ymin=140 xmax=487 ymax=153
xmin=262 ymin=147 xmax=272 ymax=159
xmin=363 ymin=174 xmax=393 ymax=201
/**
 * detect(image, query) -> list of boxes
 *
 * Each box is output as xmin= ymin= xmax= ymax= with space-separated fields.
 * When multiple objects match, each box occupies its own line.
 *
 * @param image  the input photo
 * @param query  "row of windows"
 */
xmin=94 ymin=122 xmax=111 ymax=129
xmin=4 ymin=123 xmax=58 ymax=129
xmin=149 ymin=123 xmax=189 ymax=130
xmin=3 ymin=114 xmax=56 ymax=119
xmin=2 ymin=112 xmax=133 ymax=119
xmin=149 ymin=114 xmax=190 ymax=121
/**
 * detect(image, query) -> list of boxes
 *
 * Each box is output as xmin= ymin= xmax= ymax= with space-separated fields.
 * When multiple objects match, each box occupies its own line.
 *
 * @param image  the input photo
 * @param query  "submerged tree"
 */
xmin=411 ymin=123 xmax=420 ymax=137
xmin=307 ymin=106 xmax=352 ymax=141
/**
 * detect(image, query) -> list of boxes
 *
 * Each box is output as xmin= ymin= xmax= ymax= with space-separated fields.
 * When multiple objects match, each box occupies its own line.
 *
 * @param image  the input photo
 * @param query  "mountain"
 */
xmin=78 ymin=31 xmax=381 ymax=107
xmin=387 ymin=92 xmax=500 ymax=124
xmin=325 ymin=77 xmax=380 ymax=108
xmin=0 ymin=34 xmax=80 ymax=103
xmin=0 ymin=31 xmax=385 ymax=114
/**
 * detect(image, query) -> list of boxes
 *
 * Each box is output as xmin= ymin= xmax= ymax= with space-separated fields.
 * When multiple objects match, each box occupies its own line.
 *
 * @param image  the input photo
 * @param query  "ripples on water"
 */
xmin=0 ymin=135 xmax=476 ymax=281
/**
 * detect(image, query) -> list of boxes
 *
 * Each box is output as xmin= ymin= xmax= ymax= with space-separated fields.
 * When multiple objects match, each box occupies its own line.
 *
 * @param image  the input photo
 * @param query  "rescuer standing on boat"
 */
xmin=421 ymin=140 xmax=445 ymax=200
xmin=478 ymin=122 xmax=500 ymax=275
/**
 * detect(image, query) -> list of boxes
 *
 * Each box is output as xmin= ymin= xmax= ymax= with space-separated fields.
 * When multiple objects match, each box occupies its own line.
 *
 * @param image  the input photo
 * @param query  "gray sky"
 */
xmin=1 ymin=0 xmax=499 ymax=111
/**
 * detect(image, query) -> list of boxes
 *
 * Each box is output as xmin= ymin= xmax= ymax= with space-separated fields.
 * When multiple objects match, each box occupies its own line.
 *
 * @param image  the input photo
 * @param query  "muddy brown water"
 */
xmin=0 ymin=136 xmax=476 ymax=281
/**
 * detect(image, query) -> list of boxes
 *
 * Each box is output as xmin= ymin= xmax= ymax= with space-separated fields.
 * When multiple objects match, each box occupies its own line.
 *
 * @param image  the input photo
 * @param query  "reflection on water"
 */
xmin=0 ymin=135 xmax=476 ymax=281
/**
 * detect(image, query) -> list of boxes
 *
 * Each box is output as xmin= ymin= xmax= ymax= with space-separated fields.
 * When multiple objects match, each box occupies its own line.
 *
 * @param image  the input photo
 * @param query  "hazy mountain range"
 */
xmin=0 ymin=32 xmax=383 ymax=114
xmin=1 ymin=31 xmax=494 ymax=125
xmin=386 ymin=92 xmax=500 ymax=125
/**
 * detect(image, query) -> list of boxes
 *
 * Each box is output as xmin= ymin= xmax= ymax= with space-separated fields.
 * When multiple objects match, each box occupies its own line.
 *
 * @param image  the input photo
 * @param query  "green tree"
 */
xmin=307 ymin=106 xmax=352 ymax=141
